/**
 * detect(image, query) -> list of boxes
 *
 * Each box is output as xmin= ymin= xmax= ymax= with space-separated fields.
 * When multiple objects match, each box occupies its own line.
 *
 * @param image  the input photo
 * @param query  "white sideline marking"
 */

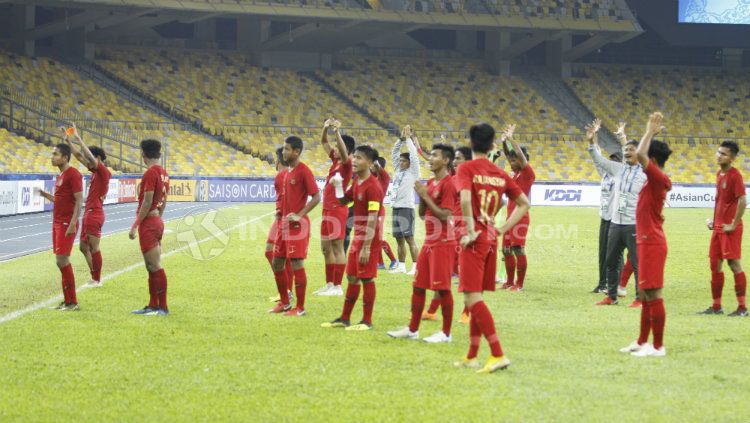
xmin=0 ymin=211 xmax=274 ymax=324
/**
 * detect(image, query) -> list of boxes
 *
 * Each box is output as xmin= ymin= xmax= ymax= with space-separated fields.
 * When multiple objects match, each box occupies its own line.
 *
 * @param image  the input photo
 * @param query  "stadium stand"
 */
xmin=0 ymin=49 xmax=274 ymax=177
xmin=567 ymin=65 xmax=750 ymax=138
xmin=316 ymin=56 xmax=579 ymax=134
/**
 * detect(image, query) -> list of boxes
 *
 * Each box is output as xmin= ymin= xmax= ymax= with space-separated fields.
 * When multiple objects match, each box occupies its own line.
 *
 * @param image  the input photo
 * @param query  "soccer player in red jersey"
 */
xmin=499 ymin=125 xmax=535 ymax=292
xmin=700 ymin=140 xmax=747 ymax=317
xmin=387 ymin=143 xmax=457 ymax=343
xmin=60 ymin=124 xmax=111 ymax=288
xmin=129 ymin=139 xmax=171 ymax=316
xmin=321 ymin=145 xmax=384 ymax=331
xmin=269 ymin=136 xmax=321 ymax=316
xmin=453 ymin=146 xmax=473 ymax=324
xmin=371 ymin=156 xmax=398 ymax=271
xmin=315 ymin=119 xmax=355 ymax=297
xmin=36 ymin=143 xmax=83 ymax=311
xmin=454 ymin=123 xmax=530 ymax=373
xmin=266 ymin=147 xmax=294 ymax=303
xmin=620 ymin=112 xmax=672 ymax=357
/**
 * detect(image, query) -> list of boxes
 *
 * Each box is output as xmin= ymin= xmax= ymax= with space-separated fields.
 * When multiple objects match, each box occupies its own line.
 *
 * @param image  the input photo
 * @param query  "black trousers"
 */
xmin=605 ymin=223 xmax=638 ymax=300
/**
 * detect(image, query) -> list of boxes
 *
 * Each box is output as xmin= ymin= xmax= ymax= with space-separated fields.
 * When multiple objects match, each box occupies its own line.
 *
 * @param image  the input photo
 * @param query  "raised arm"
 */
xmin=412 ymin=134 xmax=430 ymax=161
xmin=615 ymin=121 xmax=628 ymax=146
xmin=586 ymin=118 xmax=621 ymax=176
xmin=405 ymin=137 xmax=420 ymax=177
xmin=331 ymin=120 xmax=350 ymax=164
xmin=320 ymin=118 xmax=334 ymax=158
xmin=504 ymin=124 xmax=527 ymax=169
xmin=59 ymin=125 xmax=94 ymax=169
xmin=636 ymin=112 xmax=663 ymax=168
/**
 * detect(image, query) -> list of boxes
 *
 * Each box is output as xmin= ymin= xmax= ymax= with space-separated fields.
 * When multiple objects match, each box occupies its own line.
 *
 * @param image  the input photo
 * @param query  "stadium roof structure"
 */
xmin=5 ymin=0 xmax=643 ymax=62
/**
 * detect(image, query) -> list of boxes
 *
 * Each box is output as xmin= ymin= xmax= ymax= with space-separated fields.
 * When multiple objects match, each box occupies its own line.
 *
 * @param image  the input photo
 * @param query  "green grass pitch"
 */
xmin=0 ymin=204 xmax=748 ymax=421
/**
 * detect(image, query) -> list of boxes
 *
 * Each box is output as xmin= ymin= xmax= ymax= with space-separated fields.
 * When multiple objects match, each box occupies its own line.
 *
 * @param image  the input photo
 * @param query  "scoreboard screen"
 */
xmin=679 ymin=0 xmax=750 ymax=24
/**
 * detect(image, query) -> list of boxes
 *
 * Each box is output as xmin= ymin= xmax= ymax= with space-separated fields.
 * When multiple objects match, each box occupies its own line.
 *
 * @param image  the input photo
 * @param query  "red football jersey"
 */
xmin=323 ymin=150 xmax=352 ymax=211
xmin=280 ymin=162 xmax=319 ymax=217
xmin=85 ymin=161 xmax=112 ymax=210
xmin=455 ymin=158 xmax=522 ymax=243
xmin=376 ymin=168 xmax=390 ymax=194
xmin=636 ymin=161 xmax=672 ymax=245
xmin=507 ymin=164 xmax=535 ymax=222
xmin=343 ymin=174 xmax=384 ymax=243
xmin=713 ymin=167 xmax=746 ymax=231
xmin=53 ymin=166 xmax=83 ymax=223
xmin=424 ymin=175 xmax=457 ymax=246
xmin=138 ymin=165 xmax=169 ymax=214
xmin=274 ymin=168 xmax=287 ymax=214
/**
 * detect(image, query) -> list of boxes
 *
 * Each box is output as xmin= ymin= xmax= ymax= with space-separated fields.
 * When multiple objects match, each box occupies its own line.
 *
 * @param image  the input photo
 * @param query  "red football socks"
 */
xmin=427 ymin=298 xmax=441 ymax=314
xmin=637 ymin=300 xmax=651 ymax=345
xmin=470 ymin=301 xmax=503 ymax=357
xmin=273 ymin=269 xmax=290 ymax=305
xmin=515 ymin=255 xmax=527 ymax=288
xmin=362 ymin=282 xmax=376 ymax=325
xmin=325 ymin=263 xmax=334 ymax=283
xmin=711 ymin=271 xmax=725 ymax=309
xmin=334 ymin=264 xmax=346 ymax=286
xmin=151 ymin=268 xmax=168 ymax=311
xmin=504 ymin=254 xmax=516 ymax=286
xmin=285 ymin=260 xmax=294 ymax=292
xmin=620 ymin=258 xmax=633 ymax=288
xmin=147 ymin=271 xmax=158 ymax=308
xmin=382 ymin=242 xmax=396 ymax=262
xmin=293 ymin=268 xmax=307 ymax=311
xmin=60 ymin=264 xmax=76 ymax=304
xmin=341 ymin=283 xmax=361 ymax=321
xmin=735 ymin=272 xmax=747 ymax=309
xmin=650 ymin=298 xmax=665 ymax=350
xmin=91 ymin=250 xmax=102 ymax=282
xmin=467 ymin=314 xmax=481 ymax=359
xmin=409 ymin=288 xmax=426 ymax=332
xmin=439 ymin=290 xmax=453 ymax=336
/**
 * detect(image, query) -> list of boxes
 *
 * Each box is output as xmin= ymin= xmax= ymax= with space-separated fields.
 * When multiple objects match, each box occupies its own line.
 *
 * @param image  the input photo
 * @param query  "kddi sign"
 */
xmin=544 ymin=189 xmax=582 ymax=202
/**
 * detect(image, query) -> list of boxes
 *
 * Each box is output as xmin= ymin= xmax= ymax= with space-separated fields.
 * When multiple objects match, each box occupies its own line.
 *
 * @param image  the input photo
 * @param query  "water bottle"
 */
xmin=332 ymin=173 xmax=345 ymax=198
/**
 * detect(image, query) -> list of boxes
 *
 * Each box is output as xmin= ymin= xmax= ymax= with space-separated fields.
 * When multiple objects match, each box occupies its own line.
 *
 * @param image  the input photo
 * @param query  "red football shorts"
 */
xmin=414 ymin=243 xmax=456 ymax=291
xmin=637 ymin=243 xmax=667 ymax=290
xmin=321 ymin=207 xmax=348 ymax=241
xmin=266 ymin=219 xmax=280 ymax=245
xmin=80 ymin=209 xmax=105 ymax=243
xmin=138 ymin=216 xmax=164 ymax=253
xmin=503 ymin=220 xmax=529 ymax=248
xmin=346 ymin=239 xmax=381 ymax=280
xmin=273 ymin=217 xmax=311 ymax=259
xmin=52 ymin=221 xmax=79 ymax=256
xmin=458 ymin=238 xmax=497 ymax=293
xmin=709 ymin=226 xmax=743 ymax=260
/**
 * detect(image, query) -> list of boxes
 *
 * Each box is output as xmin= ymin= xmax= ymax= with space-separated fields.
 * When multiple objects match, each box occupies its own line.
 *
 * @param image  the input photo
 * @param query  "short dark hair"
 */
xmin=609 ymin=151 xmax=623 ymax=162
xmin=625 ymin=140 xmax=638 ymax=148
xmin=355 ymin=145 xmax=378 ymax=162
xmin=140 ymin=139 xmax=162 ymax=159
xmin=55 ymin=143 xmax=71 ymax=161
xmin=399 ymin=152 xmax=410 ymax=163
xmin=285 ymin=136 xmax=303 ymax=152
xmin=720 ymin=140 xmax=740 ymax=156
xmin=341 ymin=135 xmax=356 ymax=155
xmin=456 ymin=146 xmax=473 ymax=161
xmin=508 ymin=145 xmax=530 ymax=162
xmin=89 ymin=146 xmax=106 ymax=162
xmin=276 ymin=147 xmax=288 ymax=167
xmin=431 ymin=143 xmax=455 ymax=165
xmin=469 ymin=123 xmax=495 ymax=154
xmin=648 ymin=140 xmax=672 ymax=168
xmin=376 ymin=157 xmax=386 ymax=168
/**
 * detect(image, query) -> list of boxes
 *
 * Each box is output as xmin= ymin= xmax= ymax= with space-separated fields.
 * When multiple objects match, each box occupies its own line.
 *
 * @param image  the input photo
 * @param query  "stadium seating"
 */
xmin=316 ymin=56 xmax=579 ymax=134
xmin=0 ymin=49 xmax=275 ymax=177
xmin=567 ymin=65 xmax=750 ymax=138
xmin=0 ymin=127 xmax=95 ymax=174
